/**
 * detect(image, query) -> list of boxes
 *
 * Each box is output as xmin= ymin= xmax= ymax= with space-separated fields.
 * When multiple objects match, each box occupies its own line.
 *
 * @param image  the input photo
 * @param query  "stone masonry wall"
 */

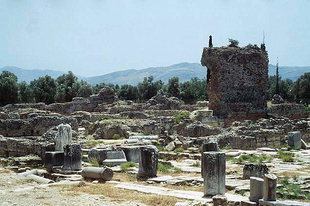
xmin=201 ymin=46 xmax=269 ymax=121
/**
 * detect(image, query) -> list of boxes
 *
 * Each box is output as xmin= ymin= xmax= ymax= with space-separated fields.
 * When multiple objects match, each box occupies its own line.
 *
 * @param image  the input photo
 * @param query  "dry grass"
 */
xmin=0 ymin=169 xmax=11 ymax=174
xmin=62 ymin=183 xmax=179 ymax=206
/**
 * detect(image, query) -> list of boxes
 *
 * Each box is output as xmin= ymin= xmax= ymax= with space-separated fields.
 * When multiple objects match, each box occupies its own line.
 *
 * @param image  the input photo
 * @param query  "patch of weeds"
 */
xmin=88 ymin=158 xmax=100 ymax=167
xmin=191 ymin=161 xmax=201 ymax=167
xmin=158 ymin=162 xmax=181 ymax=173
xmin=156 ymin=145 xmax=165 ymax=152
xmin=120 ymin=162 xmax=137 ymax=172
xmin=278 ymin=176 xmax=310 ymax=200
xmin=278 ymin=151 xmax=295 ymax=162
xmin=305 ymin=106 xmax=310 ymax=112
xmin=236 ymin=190 xmax=246 ymax=196
xmin=173 ymin=167 xmax=182 ymax=173
xmin=85 ymin=140 xmax=104 ymax=147
xmin=222 ymin=145 xmax=232 ymax=150
xmin=230 ymin=154 xmax=273 ymax=164
xmin=174 ymin=111 xmax=190 ymax=123
xmin=174 ymin=147 xmax=184 ymax=153
xmin=112 ymin=134 xmax=125 ymax=140
xmin=189 ymin=148 xmax=197 ymax=154
xmin=158 ymin=162 xmax=173 ymax=173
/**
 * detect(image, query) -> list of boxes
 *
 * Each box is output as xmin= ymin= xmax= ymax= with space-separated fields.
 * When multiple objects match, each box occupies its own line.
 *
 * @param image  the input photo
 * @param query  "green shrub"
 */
xmin=112 ymin=134 xmax=125 ymax=140
xmin=192 ymin=161 xmax=200 ymax=167
xmin=230 ymin=154 xmax=273 ymax=164
xmin=88 ymin=158 xmax=100 ymax=167
xmin=158 ymin=162 xmax=173 ymax=173
xmin=174 ymin=147 xmax=184 ymax=153
xmin=278 ymin=176 xmax=310 ymax=200
xmin=174 ymin=111 xmax=190 ymax=123
xmin=120 ymin=162 xmax=137 ymax=172
xmin=156 ymin=145 xmax=165 ymax=152
xmin=278 ymin=151 xmax=295 ymax=162
xmin=157 ymin=162 xmax=181 ymax=173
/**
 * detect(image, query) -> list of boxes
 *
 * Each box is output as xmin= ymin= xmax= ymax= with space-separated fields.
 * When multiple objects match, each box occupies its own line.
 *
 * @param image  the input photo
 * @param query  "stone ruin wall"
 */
xmin=201 ymin=46 xmax=269 ymax=122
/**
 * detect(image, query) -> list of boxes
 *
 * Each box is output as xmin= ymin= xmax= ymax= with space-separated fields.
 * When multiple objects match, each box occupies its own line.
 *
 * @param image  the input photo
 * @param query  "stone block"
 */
xmin=203 ymin=152 xmax=226 ymax=196
xmin=44 ymin=151 xmax=64 ymax=169
xmin=243 ymin=163 xmax=268 ymax=179
xmin=263 ymin=174 xmax=277 ymax=201
xmin=287 ymin=131 xmax=302 ymax=149
xmin=249 ymin=177 xmax=264 ymax=202
xmin=137 ymin=146 xmax=158 ymax=180
xmin=55 ymin=124 xmax=72 ymax=152
xmin=63 ymin=144 xmax=82 ymax=171
xmin=102 ymin=151 xmax=127 ymax=166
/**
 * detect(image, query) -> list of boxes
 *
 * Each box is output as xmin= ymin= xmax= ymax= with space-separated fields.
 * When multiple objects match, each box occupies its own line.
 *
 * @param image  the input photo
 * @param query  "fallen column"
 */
xmin=137 ymin=146 xmax=158 ymax=180
xmin=249 ymin=177 xmax=264 ymax=202
xmin=27 ymin=174 xmax=54 ymax=184
xmin=81 ymin=167 xmax=113 ymax=181
xmin=263 ymin=174 xmax=277 ymax=201
xmin=203 ymin=152 xmax=226 ymax=196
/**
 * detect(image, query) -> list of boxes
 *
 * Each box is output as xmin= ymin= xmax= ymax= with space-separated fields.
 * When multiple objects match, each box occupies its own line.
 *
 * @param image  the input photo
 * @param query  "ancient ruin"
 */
xmin=0 ymin=50 xmax=309 ymax=206
xmin=201 ymin=45 xmax=269 ymax=121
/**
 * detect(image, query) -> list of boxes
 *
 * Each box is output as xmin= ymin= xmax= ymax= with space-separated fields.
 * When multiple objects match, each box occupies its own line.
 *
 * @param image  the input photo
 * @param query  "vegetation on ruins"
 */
xmin=120 ymin=162 xmax=137 ymax=172
xmin=174 ymin=111 xmax=190 ymax=123
xmin=0 ymin=70 xmax=309 ymax=106
xmin=229 ymin=154 xmax=273 ymax=164
xmin=228 ymin=38 xmax=239 ymax=47
xmin=278 ymin=176 xmax=310 ymax=200
xmin=278 ymin=151 xmax=295 ymax=162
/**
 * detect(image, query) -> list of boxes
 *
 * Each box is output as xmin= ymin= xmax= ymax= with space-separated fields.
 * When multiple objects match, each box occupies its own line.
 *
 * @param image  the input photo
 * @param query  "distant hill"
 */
xmin=1 ymin=63 xmax=309 ymax=85
xmin=268 ymin=64 xmax=310 ymax=81
xmin=0 ymin=66 xmax=65 ymax=83
xmin=84 ymin=63 xmax=207 ymax=85
xmin=84 ymin=63 xmax=310 ymax=85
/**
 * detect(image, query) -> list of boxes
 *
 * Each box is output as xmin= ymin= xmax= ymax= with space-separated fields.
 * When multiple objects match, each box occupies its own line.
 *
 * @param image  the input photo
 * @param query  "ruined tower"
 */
xmin=201 ymin=45 xmax=269 ymax=121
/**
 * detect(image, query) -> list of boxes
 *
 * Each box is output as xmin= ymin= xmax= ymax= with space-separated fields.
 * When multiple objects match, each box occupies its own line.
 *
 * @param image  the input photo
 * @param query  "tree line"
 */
xmin=0 ymin=70 xmax=309 ymax=106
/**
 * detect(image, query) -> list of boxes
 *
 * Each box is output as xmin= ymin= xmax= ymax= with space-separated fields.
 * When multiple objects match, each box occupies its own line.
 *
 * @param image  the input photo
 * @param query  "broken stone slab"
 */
xmin=258 ymin=200 xmax=307 ymax=206
xmin=241 ymin=200 xmax=257 ymax=206
xmin=203 ymin=152 xmax=226 ymax=196
xmin=63 ymin=144 xmax=82 ymax=171
xmin=243 ymin=163 xmax=269 ymax=179
xmin=55 ymin=123 xmax=72 ymax=152
xmin=115 ymin=182 xmax=248 ymax=204
xmin=81 ymin=167 xmax=113 ymax=181
xmin=287 ymin=131 xmax=302 ymax=149
xmin=263 ymin=174 xmax=277 ymax=201
xmin=44 ymin=151 xmax=64 ymax=169
xmin=102 ymin=150 xmax=127 ymax=166
xmin=249 ymin=176 xmax=264 ymax=202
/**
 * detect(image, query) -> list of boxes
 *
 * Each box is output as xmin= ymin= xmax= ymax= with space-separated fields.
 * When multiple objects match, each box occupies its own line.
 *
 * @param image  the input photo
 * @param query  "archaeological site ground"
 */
xmin=0 ymin=43 xmax=309 ymax=206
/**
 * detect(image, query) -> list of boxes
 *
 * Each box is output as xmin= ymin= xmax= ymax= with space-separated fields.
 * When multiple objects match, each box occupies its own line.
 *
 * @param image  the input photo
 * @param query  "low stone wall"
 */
xmin=0 ymin=136 xmax=54 ymax=158
xmin=0 ymin=116 xmax=78 ymax=137
xmin=267 ymin=104 xmax=309 ymax=119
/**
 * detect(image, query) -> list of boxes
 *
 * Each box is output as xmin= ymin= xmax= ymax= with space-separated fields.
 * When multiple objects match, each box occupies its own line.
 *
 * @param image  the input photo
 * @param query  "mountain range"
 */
xmin=1 ymin=63 xmax=309 ymax=85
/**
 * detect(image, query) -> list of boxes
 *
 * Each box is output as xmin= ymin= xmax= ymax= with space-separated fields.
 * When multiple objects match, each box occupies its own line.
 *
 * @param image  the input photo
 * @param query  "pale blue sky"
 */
xmin=0 ymin=0 xmax=309 ymax=77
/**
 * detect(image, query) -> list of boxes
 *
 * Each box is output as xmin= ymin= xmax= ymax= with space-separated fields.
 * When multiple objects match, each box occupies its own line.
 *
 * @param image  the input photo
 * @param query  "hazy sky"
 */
xmin=0 ymin=0 xmax=309 ymax=77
